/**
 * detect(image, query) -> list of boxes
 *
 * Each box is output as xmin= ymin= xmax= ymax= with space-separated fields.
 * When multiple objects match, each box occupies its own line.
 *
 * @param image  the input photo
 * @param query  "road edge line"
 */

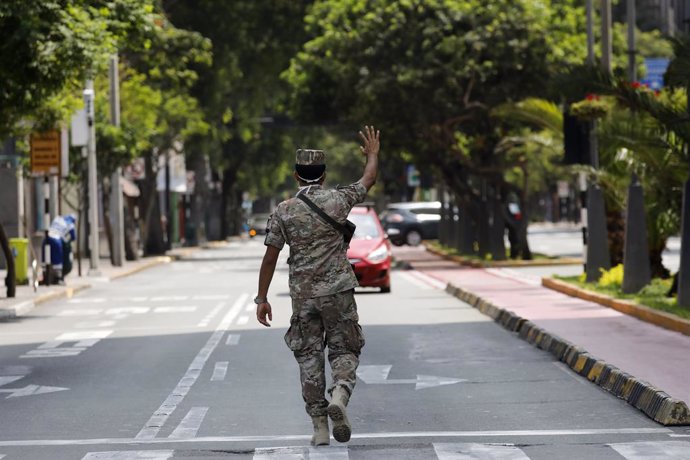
xmin=444 ymin=282 xmax=690 ymax=426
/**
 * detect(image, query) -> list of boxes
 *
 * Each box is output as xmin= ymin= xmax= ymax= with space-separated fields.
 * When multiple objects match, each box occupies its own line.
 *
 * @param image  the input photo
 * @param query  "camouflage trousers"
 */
xmin=284 ymin=289 xmax=365 ymax=417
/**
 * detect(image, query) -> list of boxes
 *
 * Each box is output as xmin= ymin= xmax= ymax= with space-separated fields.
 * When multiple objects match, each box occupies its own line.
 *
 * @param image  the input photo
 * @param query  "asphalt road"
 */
xmin=0 ymin=240 xmax=688 ymax=459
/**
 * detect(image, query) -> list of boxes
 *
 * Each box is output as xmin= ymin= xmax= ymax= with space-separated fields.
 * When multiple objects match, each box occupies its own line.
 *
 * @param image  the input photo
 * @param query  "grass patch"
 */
xmin=555 ymin=274 xmax=690 ymax=321
xmin=427 ymin=241 xmax=553 ymax=261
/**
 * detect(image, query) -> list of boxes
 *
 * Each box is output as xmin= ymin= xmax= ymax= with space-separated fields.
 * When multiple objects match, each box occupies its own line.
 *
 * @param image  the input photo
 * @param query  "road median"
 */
xmin=423 ymin=242 xmax=582 ymax=268
xmin=445 ymin=282 xmax=690 ymax=426
xmin=542 ymin=277 xmax=690 ymax=337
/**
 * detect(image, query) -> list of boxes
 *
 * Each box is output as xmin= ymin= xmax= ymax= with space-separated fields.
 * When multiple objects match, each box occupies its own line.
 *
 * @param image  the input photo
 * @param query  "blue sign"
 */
xmin=641 ymin=58 xmax=670 ymax=90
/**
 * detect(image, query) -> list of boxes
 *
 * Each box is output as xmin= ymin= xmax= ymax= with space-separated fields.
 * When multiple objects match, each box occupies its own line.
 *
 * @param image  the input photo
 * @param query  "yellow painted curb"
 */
xmin=424 ymin=243 xmax=582 ymax=268
xmin=33 ymin=283 xmax=91 ymax=306
xmin=542 ymin=277 xmax=690 ymax=337
xmin=109 ymin=256 xmax=172 ymax=281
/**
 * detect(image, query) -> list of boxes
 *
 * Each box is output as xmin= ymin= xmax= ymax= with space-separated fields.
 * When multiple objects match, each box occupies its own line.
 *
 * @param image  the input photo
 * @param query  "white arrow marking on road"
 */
xmin=0 ymin=376 xmax=24 ymax=387
xmin=357 ymin=365 xmax=466 ymax=390
xmin=0 ymin=384 xmax=69 ymax=399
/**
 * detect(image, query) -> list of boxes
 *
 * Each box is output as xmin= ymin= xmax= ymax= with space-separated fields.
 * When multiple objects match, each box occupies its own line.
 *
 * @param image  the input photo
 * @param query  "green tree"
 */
xmin=284 ymin=0 xmax=591 ymax=258
xmin=163 ymin=0 xmax=311 ymax=239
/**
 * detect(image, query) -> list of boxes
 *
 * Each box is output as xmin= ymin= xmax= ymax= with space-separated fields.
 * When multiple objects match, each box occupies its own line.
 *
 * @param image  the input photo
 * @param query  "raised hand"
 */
xmin=359 ymin=125 xmax=380 ymax=157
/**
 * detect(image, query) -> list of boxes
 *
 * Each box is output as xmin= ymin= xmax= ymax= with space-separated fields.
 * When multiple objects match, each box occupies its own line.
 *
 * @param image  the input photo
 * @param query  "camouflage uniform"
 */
xmin=265 ymin=150 xmax=367 ymax=417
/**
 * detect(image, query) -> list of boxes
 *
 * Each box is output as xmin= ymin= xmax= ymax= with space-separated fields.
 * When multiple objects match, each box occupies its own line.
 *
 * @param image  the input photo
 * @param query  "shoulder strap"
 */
xmin=296 ymin=193 xmax=348 ymax=236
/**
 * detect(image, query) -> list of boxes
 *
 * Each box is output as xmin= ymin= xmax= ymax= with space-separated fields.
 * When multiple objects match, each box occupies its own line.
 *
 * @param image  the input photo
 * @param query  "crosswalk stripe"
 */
xmin=81 ymin=451 xmax=173 ymax=460
xmin=253 ymin=446 xmax=349 ymax=459
xmin=609 ymin=441 xmax=690 ymax=459
xmin=433 ymin=443 xmax=530 ymax=459
xmin=168 ymin=407 xmax=209 ymax=439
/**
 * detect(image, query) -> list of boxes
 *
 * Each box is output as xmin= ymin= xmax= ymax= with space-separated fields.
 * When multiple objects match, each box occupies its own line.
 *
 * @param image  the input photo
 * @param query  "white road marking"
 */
xmin=396 ymin=271 xmax=431 ymax=290
xmin=253 ymin=446 xmax=349 ymax=459
xmin=196 ymin=302 xmax=226 ymax=327
xmin=433 ymin=442 xmax=530 ymax=459
xmin=21 ymin=330 xmax=112 ymax=359
xmin=153 ymin=307 xmax=197 ymax=313
xmin=58 ymin=309 xmax=103 ymax=317
xmin=21 ymin=348 xmax=85 ymax=358
xmin=357 ymin=365 xmax=466 ymax=390
xmin=408 ymin=270 xmax=448 ymax=289
xmin=135 ymin=293 xmax=248 ymax=439
xmin=0 ymin=454 xmax=5 ymax=459
xmin=609 ymin=441 xmax=690 ymax=459
xmin=150 ymin=296 xmax=188 ymax=302
xmin=55 ymin=330 xmax=113 ymax=342
xmin=193 ymin=294 xmax=230 ymax=300
xmin=226 ymin=334 xmax=240 ymax=345
xmin=237 ymin=315 xmax=249 ymax=325
xmin=0 ymin=428 xmax=670 ymax=447
xmin=105 ymin=308 xmax=149 ymax=316
xmin=0 ymin=384 xmax=69 ymax=399
xmin=81 ymin=451 xmax=173 ymax=459
xmin=168 ymin=407 xmax=209 ymax=439
xmin=68 ymin=298 xmax=106 ymax=304
xmin=245 ymin=302 xmax=255 ymax=312
xmin=0 ymin=376 xmax=24 ymax=387
xmin=75 ymin=321 xmax=117 ymax=329
xmin=211 ymin=362 xmax=228 ymax=381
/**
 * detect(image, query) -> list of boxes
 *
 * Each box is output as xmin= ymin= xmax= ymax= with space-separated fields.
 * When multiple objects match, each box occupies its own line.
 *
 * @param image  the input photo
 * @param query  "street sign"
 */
xmin=407 ymin=164 xmax=420 ymax=187
xmin=642 ymin=58 xmax=670 ymax=90
xmin=30 ymin=130 xmax=61 ymax=175
xmin=70 ymin=109 xmax=88 ymax=147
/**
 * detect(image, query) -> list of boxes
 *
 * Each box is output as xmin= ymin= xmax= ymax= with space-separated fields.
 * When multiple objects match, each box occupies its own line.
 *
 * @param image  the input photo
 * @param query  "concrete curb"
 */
xmin=424 ymin=243 xmax=582 ymax=268
xmin=0 ymin=284 xmax=91 ymax=321
xmin=543 ymin=277 xmax=690 ymax=338
xmin=1 ymin=254 xmax=178 ymax=320
xmin=445 ymin=282 xmax=690 ymax=426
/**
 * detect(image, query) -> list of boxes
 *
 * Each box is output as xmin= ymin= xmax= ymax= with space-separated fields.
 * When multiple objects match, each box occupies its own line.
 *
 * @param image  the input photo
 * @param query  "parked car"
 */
xmin=381 ymin=201 xmax=441 ymax=246
xmin=347 ymin=205 xmax=392 ymax=293
xmin=247 ymin=213 xmax=271 ymax=238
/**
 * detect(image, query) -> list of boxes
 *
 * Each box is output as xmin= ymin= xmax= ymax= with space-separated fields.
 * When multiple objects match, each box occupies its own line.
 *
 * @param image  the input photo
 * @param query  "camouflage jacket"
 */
xmin=265 ymin=181 xmax=368 ymax=299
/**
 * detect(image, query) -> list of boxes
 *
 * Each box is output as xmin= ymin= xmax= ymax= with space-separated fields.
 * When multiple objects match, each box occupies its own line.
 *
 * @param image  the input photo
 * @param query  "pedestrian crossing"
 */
xmin=78 ymin=441 xmax=690 ymax=459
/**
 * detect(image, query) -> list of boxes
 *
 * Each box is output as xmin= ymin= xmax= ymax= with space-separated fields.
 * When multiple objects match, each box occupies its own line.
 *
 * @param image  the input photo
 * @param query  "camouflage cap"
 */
xmin=295 ymin=149 xmax=326 ymax=166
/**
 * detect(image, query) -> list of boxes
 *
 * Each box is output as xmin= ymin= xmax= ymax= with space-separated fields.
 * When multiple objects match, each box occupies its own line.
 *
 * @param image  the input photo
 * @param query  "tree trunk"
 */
xmin=142 ymin=153 xmax=166 ymax=255
xmin=190 ymin=151 xmax=208 ymax=246
xmin=101 ymin=177 xmax=115 ymax=265
xmin=607 ymin=209 xmax=625 ymax=267
xmin=0 ymin=222 xmax=16 ymax=298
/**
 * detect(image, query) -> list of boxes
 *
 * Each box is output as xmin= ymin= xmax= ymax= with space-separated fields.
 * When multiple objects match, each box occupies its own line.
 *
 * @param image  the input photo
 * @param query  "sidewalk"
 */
xmin=0 ymin=246 xmax=198 ymax=319
xmin=393 ymin=246 xmax=690 ymax=425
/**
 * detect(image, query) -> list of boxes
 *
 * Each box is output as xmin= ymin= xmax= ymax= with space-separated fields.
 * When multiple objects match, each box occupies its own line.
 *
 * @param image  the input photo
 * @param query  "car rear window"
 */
xmin=348 ymin=214 xmax=381 ymax=239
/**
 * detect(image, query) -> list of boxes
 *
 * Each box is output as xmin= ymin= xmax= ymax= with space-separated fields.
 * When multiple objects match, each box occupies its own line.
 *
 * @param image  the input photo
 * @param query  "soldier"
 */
xmin=255 ymin=126 xmax=380 ymax=446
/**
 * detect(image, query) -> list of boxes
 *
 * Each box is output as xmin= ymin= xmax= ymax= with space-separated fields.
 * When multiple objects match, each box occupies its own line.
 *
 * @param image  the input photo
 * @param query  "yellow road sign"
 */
xmin=30 ymin=130 xmax=61 ymax=175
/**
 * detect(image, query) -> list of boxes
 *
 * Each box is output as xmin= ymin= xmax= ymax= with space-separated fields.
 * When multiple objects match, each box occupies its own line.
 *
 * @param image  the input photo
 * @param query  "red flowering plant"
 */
xmin=570 ymin=93 xmax=611 ymax=120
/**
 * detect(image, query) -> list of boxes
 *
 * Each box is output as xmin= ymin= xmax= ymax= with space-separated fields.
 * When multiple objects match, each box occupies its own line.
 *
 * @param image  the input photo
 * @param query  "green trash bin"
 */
xmin=9 ymin=238 xmax=28 ymax=285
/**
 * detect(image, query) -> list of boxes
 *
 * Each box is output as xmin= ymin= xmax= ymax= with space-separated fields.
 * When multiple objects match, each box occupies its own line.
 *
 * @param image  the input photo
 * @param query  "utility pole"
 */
xmin=109 ymin=54 xmax=125 ymax=266
xmin=84 ymin=80 xmax=100 ymax=275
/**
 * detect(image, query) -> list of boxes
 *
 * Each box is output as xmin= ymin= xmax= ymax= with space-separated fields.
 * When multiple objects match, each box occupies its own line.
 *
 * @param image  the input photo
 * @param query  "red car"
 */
xmin=347 ymin=205 xmax=392 ymax=293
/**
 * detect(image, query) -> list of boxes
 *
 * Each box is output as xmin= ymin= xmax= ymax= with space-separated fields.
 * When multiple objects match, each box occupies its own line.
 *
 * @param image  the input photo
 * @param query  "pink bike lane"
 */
xmin=394 ymin=247 xmax=690 ymax=423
